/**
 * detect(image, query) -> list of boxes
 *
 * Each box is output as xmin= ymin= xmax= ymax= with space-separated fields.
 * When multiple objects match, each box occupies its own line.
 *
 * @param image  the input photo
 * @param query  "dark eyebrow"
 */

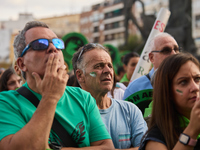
xmin=176 ymin=76 xmax=189 ymax=82
xmin=94 ymin=62 xmax=103 ymax=67
xmin=177 ymin=74 xmax=200 ymax=81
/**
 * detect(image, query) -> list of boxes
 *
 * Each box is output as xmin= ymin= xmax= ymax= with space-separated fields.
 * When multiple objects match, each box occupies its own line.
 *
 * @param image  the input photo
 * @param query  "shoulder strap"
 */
xmin=145 ymin=73 xmax=151 ymax=80
xmin=17 ymin=86 xmax=39 ymax=107
xmin=17 ymin=86 xmax=78 ymax=147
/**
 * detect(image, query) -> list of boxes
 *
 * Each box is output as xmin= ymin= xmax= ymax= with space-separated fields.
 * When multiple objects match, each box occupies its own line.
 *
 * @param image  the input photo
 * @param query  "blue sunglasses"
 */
xmin=20 ymin=38 xmax=65 ymax=57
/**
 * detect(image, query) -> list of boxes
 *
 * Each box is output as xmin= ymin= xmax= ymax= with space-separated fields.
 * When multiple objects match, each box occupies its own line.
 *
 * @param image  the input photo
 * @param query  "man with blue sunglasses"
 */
xmin=0 ymin=21 xmax=114 ymax=150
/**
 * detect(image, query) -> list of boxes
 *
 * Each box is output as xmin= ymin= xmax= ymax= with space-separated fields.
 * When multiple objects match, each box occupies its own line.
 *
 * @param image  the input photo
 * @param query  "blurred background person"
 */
xmin=0 ymin=68 xmax=5 ymax=78
xmin=139 ymin=53 xmax=200 ymax=150
xmin=123 ymin=32 xmax=180 ymax=115
xmin=0 ymin=67 xmax=22 ymax=92
xmin=67 ymin=73 xmax=81 ymax=87
xmin=115 ymin=66 xmax=125 ymax=82
xmin=120 ymin=52 xmax=140 ymax=87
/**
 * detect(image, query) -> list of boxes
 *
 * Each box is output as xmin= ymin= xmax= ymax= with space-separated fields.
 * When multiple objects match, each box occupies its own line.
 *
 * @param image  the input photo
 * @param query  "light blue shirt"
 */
xmin=123 ymin=68 xmax=154 ymax=100
xmin=99 ymin=98 xmax=148 ymax=149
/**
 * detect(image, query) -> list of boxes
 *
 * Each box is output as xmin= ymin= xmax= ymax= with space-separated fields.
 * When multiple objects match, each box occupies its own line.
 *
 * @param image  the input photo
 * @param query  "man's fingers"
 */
xmin=57 ymin=65 xmax=68 ymax=80
xmin=45 ymin=54 xmax=54 ymax=74
xmin=63 ymin=65 xmax=67 ymax=70
xmin=51 ymin=55 xmax=60 ymax=73
xmin=64 ymin=73 xmax=69 ymax=83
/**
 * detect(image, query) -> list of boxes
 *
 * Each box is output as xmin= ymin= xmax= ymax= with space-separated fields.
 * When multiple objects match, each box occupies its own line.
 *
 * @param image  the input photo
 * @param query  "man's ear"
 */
xmin=17 ymin=58 xmax=27 ymax=72
xmin=149 ymin=52 xmax=154 ymax=64
xmin=76 ymin=69 xmax=85 ymax=83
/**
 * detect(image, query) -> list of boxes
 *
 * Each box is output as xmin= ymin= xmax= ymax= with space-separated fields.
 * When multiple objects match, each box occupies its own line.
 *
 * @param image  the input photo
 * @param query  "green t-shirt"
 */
xmin=180 ymin=116 xmax=200 ymax=139
xmin=0 ymin=82 xmax=110 ymax=147
xmin=120 ymin=73 xmax=129 ymax=83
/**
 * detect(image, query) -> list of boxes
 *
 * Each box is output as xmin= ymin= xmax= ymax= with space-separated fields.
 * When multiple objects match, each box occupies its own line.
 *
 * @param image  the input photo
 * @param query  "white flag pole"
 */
xmin=130 ymin=8 xmax=171 ymax=82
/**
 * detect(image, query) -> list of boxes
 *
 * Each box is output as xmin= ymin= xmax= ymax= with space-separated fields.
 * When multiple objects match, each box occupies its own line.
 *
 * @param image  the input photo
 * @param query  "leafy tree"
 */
xmin=118 ymin=34 xmax=144 ymax=55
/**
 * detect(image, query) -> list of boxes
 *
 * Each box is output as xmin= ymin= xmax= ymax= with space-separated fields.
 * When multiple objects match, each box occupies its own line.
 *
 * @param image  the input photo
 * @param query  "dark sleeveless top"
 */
xmin=139 ymin=125 xmax=200 ymax=150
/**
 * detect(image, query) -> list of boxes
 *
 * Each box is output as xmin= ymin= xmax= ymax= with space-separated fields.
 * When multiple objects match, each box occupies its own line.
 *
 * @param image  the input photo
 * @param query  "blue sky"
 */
xmin=0 ymin=0 xmax=104 ymax=21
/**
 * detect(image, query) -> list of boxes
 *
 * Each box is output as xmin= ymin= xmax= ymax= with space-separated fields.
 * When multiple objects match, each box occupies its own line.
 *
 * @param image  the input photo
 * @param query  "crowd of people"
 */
xmin=0 ymin=20 xmax=199 ymax=150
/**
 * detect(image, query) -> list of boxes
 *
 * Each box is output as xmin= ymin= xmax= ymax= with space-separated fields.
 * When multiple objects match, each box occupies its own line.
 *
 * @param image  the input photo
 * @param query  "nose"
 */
xmin=190 ymin=79 xmax=199 ymax=93
xmin=103 ymin=65 xmax=113 ymax=74
xmin=46 ymin=43 xmax=59 ymax=53
xmin=14 ymin=82 xmax=21 ymax=90
xmin=171 ymin=49 xmax=177 ymax=54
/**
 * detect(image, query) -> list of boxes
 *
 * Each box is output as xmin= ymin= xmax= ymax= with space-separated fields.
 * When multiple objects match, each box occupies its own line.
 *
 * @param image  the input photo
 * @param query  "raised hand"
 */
xmin=188 ymin=93 xmax=200 ymax=137
xmin=32 ymin=54 xmax=69 ymax=102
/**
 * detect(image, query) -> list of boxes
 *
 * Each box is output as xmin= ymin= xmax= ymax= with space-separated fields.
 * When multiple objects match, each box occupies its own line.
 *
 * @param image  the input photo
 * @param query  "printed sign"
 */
xmin=130 ymin=8 xmax=171 ymax=81
xmin=125 ymin=89 xmax=153 ymax=114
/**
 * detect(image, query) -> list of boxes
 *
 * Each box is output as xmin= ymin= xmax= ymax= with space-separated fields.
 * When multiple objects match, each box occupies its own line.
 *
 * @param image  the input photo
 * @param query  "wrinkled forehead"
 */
xmin=83 ymin=49 xmax=112 ymax=67
xmin=25 ymin=27 xmax=57 ymax=44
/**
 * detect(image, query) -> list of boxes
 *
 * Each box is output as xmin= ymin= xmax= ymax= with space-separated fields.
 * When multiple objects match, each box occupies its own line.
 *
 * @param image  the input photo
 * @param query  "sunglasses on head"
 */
xmin=77 ymin=43 xmax=106 ymax=62
xmin=151 ymin=46 xmax=181 ymax=55
xmin=20 ymin=38 xmax=65 ymax=57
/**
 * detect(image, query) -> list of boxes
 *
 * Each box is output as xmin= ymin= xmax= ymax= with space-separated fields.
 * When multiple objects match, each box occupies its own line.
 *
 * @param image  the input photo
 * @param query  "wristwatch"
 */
xmin=179 ymin=133 xmax=197 ymax=147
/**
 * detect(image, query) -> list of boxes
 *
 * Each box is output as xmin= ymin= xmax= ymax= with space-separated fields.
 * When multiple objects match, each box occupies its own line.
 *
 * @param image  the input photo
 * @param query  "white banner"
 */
xmin=130 ymin=7 xmax=171 ymax=81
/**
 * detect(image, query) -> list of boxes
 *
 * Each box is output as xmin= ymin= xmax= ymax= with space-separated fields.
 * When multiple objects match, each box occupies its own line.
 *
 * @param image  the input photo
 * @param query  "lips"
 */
xmin=101 ymin=78 xmax=111 ymax=81
xmin=189 ymin=96 xmax=197 ymax=101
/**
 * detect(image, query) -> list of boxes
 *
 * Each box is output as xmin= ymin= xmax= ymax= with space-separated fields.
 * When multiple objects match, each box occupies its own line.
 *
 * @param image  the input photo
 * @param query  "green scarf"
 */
xmin=143 ymin=101 xmax=153 ymax=118
xmin=144 ymin=102 xmax=200 ymax=139
xmin=179 ymin=115 xmax=200 ymax=139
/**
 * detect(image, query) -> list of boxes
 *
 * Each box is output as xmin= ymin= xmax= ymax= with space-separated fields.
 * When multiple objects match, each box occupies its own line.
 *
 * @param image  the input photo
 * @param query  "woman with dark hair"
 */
xmin=139 ymin=53 xmax=200 ymax=150
xmin=0 ymin=68 xmax=21 ymax=92
xmin=120 ymin=52 xmax=140 ymax=86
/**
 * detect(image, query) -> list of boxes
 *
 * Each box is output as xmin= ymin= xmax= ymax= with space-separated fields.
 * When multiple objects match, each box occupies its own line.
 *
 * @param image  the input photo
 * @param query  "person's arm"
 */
xmin=172 ymin=97 xmax=200 ymax=150
xmin=61 ymin=139 xmax=114 ymax=150
xmin=145 ymin=98 xmax=200 ymax=150
xmin=0 ymin=54 xmax=68 ymax=150
xmin=145 ymin=140 xmax=194 ymax=150
xmin=115 ymin=147 xmax=139 ymax=150
xmin=61 ymin=93 xmax=115 ymax=150
xmin=145 ymin=141 xmax=168 ymax=150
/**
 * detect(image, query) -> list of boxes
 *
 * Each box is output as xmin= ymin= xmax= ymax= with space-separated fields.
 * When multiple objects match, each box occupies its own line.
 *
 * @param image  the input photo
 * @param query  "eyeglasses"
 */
xmin=20 ymin=38 xmax=65 ymax=57
xmin=151 ymin=46 xmax=182 ymax=55
xmin=77 ymin=43 xmax=106 ymax=62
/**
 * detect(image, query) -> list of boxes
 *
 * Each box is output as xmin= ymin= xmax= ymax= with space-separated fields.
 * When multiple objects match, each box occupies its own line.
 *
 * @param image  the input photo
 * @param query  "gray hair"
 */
xmin=72 ymin=43 xmax=110 ymax=73
xmin=148 ymin=32 xmax=175 ymax=52
xmin=13 ymin=21 xmax=49 ymax=79
xmin=13 ymin=21 xmax=49 ymax=59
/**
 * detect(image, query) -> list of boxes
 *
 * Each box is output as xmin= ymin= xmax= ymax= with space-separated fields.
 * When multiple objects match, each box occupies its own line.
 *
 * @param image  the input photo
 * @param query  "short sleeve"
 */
xmin=139 ymin=126 xmax=166 ymax=150
xmin=0 ymin=94 xmax=27 ymax=140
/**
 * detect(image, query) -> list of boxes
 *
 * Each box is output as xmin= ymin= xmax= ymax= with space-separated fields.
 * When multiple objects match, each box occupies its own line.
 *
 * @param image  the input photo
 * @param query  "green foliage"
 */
xmin=118 ymin=34 xmax=144 ymax=54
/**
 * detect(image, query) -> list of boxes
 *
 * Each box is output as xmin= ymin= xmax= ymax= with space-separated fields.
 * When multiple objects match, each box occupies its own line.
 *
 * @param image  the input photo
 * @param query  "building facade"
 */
xmin=0 ymin=13 xmax=80 ymax=63
xmin=80 ymin=0 xmax=137 ymax=47
xmin=0 ymin=13 xmax=34 ymax=63
xmin=38 ymin=14 xmax=80 ymax=38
